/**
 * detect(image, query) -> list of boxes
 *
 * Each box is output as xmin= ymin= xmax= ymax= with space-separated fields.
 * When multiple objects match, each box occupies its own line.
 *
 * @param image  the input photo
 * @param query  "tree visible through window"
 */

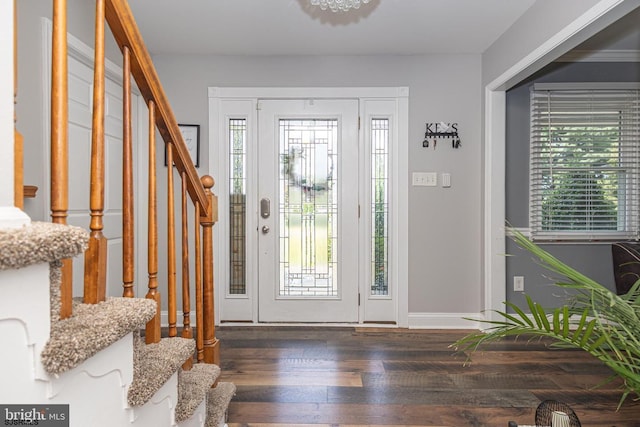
xmin=529 ymin=86 xmax=640 ymax=240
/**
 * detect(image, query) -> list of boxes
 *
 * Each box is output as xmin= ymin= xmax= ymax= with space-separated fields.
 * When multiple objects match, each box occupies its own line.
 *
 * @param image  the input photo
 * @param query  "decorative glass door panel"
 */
xmin=279 ymin=119 xmax=338 ymax=298
xmin=258 ymin=100 xmax=359 ymax=322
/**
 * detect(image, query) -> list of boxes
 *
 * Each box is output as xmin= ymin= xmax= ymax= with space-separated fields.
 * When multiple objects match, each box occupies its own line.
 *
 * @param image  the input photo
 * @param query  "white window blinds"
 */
xmin=529 ymin=85 xmax=640 ymax=241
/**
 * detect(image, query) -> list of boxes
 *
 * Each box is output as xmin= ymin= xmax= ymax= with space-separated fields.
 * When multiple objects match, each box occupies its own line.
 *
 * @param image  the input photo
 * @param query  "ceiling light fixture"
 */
xmin=310 ymin=0 xmax=370 ymax=12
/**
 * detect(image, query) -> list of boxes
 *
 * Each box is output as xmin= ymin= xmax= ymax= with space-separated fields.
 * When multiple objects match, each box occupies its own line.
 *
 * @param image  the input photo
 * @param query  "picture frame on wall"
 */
xmin=166 ymin=124 xmax=200 ymax=168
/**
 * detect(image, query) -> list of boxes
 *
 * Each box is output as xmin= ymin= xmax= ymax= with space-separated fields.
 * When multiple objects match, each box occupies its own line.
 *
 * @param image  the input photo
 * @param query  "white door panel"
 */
xmin=258 ymin=99 xmax=359 ymax=322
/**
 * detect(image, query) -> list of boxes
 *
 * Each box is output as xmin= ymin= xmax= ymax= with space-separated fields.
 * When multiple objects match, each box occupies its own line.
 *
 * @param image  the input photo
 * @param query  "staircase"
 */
xmin=1 ymin=0 xmax=235 ymax=425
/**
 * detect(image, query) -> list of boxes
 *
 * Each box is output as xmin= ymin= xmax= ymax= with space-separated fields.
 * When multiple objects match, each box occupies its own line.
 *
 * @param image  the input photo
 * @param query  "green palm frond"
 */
xmin=453 ymin=228 xmax=640 ymax=406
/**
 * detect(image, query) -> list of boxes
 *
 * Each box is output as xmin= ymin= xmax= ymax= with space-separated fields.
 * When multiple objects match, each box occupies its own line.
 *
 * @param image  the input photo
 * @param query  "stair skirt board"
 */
xmin=128 ymin=372 xmax=179 ymax=426
xmin=0 ymin=263 xmax=51 ymax=381
xmin=2 ymin=322 xmax=131 ymax=426
xmin=0 ymin=318 xmax=50 ymax=403
xmin=176 ymin=399 xmax=207 ymax=427
xmin=47 ymin=333 xmax=133 ymax=400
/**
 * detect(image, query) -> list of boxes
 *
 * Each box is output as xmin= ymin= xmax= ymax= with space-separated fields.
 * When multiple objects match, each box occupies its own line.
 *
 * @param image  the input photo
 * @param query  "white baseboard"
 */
xmin=408 ymin=312 xmax=485 ymax=329
xmin=161 ymin=311 xmax=487 ymax=330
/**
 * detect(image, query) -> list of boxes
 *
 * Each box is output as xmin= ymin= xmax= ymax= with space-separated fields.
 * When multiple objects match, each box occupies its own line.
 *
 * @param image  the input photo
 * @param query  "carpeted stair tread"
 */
xmin=0 ymin=222 xmax=87 ymax=271
xmin=41 ymin=297 xmax=156 ymax=374
xmin=128 ymin=335 xmax=196 ymax=406
xmin=205 ymin=382 xmax=236 ymax=427
xmin=175 ymin=363 xmax=221 ymax=422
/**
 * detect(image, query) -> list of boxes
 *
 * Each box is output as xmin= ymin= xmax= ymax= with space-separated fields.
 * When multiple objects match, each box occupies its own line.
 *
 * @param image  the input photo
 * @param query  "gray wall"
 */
xmin=505 ymin=61 xmax=640 ymax=308
xmin=482 ymin=0 xmax=640 ymax=88
xmin=18 ymin=0 xmax=639 ymax=319
xmin=152 ymin=53 xmax=483 ymax=315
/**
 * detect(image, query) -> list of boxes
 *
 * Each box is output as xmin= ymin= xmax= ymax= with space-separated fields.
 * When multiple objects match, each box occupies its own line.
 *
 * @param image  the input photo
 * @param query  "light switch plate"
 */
xmin=412 ymin=172 xmax=437 ymax=187
xmin=442 ymin=173 xmax=451 ymax=188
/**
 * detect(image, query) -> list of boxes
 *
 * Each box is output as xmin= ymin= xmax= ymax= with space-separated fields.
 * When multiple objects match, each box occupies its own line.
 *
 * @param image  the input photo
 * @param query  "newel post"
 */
xmin=200 ymin=175 xmax=219 ymax=366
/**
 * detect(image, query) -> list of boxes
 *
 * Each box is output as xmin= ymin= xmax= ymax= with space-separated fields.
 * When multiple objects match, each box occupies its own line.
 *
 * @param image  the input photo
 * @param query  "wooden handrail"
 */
xmin=24 ymin=186 xmax=38 ymax=198
xmin=104 ymin=0 xmax=207 ymax=211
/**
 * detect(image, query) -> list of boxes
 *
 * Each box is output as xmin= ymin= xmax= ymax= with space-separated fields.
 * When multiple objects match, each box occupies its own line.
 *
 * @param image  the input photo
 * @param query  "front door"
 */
xmin=257 ymin=99 xmax=359 ymax=322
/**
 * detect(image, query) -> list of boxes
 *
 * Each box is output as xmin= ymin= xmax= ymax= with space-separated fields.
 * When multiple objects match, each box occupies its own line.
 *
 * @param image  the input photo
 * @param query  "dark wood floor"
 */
xmin=217 ymin=326 xmax=640 ymax=427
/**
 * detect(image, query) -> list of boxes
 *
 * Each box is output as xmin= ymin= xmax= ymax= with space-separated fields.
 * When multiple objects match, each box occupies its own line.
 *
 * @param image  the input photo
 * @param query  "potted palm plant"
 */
xmin=454 ymin=229 xmax=640 ymax=405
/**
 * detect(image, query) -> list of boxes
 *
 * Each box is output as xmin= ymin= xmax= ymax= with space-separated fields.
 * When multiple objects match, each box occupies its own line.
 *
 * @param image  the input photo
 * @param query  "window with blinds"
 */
xmin=529 ymin=85 xmax=640 ymax=241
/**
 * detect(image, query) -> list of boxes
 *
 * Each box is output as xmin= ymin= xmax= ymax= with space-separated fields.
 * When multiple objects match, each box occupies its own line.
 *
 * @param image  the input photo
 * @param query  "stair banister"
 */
xmin=194 ymin=202 xmax=204 ymax=363
xmin=48 ymin=0 xmax=220 ymax=367
xmin=145 ymin=99 xmax=161 ymax=344
xmin=122 ymin=45 xmax=135 ymax=299
xmin=84 ymin=0 xmax=107 ymax=304
xmin=104 ymin=0 xmax=207 ymax=211
xmin=103 ymin=0 xmax=218 ymax=358
xmin=50 ymin=0 xmax=73 ymax=319
xmin=167 ymin=142 xmax=177 ymax=338
xmin=201 ymin=176 xmax=219 ymax=365
xmin=181 ymin=171 xmax=193 ymax=370
xmin=41 ymin=1 xmax=235 ymax=422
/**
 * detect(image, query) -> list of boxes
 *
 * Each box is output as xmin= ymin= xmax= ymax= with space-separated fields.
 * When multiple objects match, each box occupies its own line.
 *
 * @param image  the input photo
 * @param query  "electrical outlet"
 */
xmin=513 ymin=276 xmax=524 ymax=292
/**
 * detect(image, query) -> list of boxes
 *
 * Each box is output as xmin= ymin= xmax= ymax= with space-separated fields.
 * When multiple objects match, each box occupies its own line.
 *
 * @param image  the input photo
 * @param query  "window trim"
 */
xmin=529 ymin=83 xmax=640 ymax=242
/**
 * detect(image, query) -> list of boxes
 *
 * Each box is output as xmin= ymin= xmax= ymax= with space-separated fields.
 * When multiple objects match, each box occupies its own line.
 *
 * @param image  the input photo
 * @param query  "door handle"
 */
xmin=262 ymin=225 xmax=270 ymax=234
xmin=261 ymin=198 xmax=271 ymax=219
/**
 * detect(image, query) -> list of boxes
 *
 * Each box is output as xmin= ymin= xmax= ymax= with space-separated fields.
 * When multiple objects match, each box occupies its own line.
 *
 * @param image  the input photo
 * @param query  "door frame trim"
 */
xmin=209 ymin=87 xmax=409 ymax=326
xmin=482 ymin=0 xmax=634 ymax=323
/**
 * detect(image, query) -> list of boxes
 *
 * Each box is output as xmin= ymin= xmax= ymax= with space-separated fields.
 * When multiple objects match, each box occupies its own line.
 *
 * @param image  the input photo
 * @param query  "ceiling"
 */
xmin=128 ymin=0 xmax=640 ymax=59
xmin=127 ymin=0 xmax=539 ymax=56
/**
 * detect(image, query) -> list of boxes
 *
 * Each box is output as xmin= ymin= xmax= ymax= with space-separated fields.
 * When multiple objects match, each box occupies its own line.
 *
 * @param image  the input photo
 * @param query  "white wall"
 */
xmin=152 ymin=54 xmax=483 ymax=316
xmin=0 ymin=0 xmax=14 ymax=209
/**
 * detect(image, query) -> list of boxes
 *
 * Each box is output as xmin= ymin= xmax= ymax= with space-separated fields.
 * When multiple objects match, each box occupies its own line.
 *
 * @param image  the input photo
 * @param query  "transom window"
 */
xmin=529 ymin=85 xmax=640 ymax=241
